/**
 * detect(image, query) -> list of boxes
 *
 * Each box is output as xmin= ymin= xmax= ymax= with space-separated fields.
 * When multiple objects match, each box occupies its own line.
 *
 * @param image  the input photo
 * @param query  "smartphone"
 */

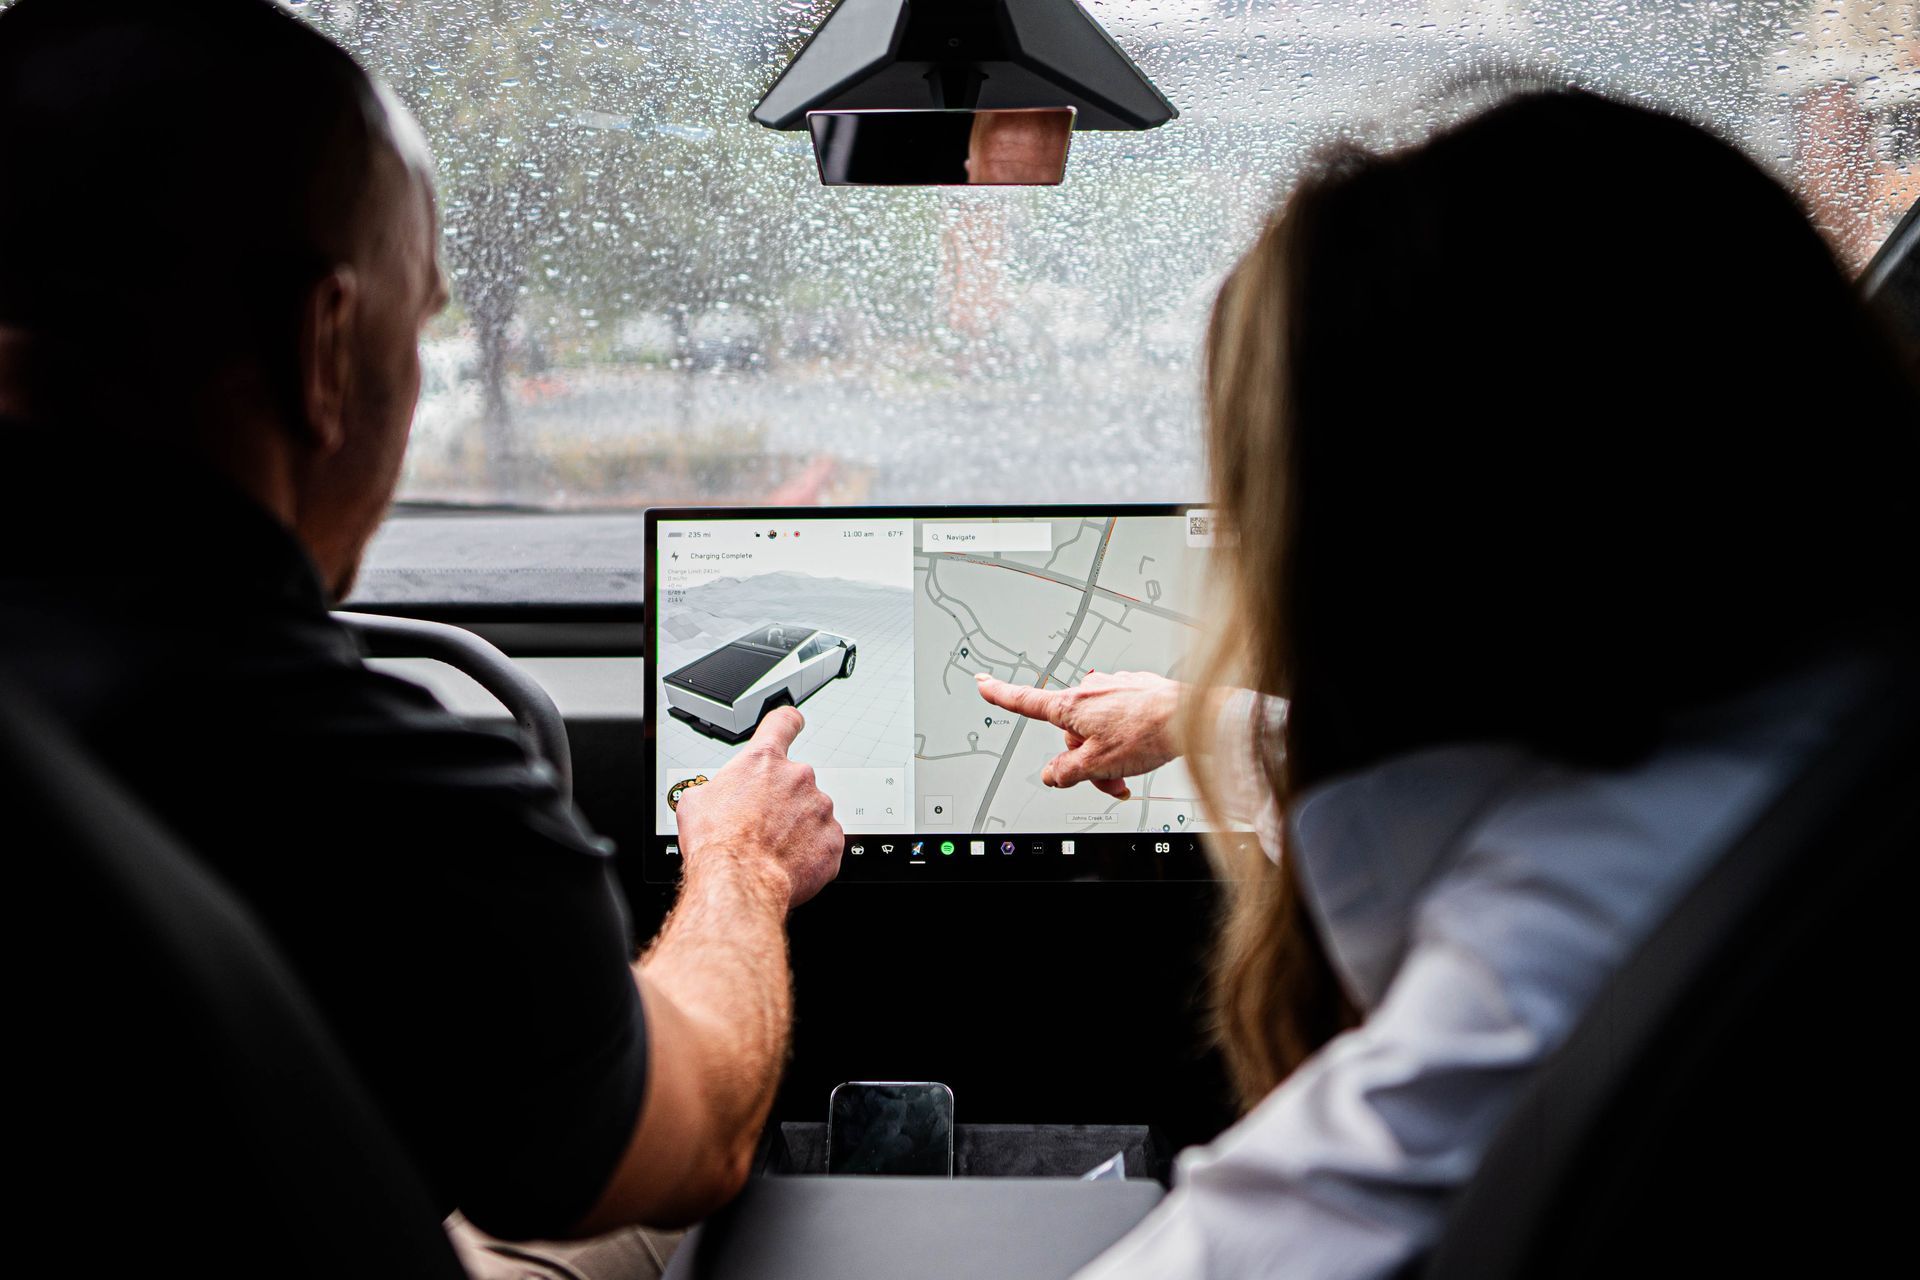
xmin=826 ymin=1081 xmax=956 ymax=1176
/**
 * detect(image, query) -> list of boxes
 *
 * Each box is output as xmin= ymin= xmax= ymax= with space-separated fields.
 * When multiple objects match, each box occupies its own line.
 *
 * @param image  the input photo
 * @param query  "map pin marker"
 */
xmin=1176 ymin=814 xmax=1186 ymax=825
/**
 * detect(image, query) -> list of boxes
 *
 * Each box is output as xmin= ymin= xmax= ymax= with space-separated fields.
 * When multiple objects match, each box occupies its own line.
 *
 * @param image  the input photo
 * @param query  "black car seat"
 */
xmin=6 ymin=684 xmax=466 ymax=1278
xmin=1421 ymin=648 xmax=1919 ymax=1277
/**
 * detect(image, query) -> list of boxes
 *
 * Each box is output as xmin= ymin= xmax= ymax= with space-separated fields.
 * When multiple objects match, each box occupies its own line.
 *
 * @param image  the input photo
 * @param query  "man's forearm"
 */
xmin=576 ymin=709 xmax=837 ymax=1232
xmin=638 ymin=849 xmax=793 ymax=1150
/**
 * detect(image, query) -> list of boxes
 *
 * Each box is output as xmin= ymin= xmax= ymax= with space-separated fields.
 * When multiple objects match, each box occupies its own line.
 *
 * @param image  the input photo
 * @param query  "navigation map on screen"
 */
xmin=913 ymin=516 xmax=1208 ymax=837
xmin=648 ymin=508 xmax=1221 ymax=881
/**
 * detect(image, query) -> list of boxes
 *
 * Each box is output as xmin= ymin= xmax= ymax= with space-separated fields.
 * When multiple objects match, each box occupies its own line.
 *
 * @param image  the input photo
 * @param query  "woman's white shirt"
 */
xmin=1074 ymin=660 xmax=1865 ymax=1280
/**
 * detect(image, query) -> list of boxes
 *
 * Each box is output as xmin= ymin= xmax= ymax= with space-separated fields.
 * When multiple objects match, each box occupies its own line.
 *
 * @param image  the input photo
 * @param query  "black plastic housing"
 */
xmin=752 ymin=0 xmax=1175 ymax=131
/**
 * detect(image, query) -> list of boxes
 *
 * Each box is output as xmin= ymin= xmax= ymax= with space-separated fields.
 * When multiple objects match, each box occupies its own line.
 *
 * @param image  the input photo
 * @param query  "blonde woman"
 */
xmin=980 ymin=89 xmax=1919 ymax=1277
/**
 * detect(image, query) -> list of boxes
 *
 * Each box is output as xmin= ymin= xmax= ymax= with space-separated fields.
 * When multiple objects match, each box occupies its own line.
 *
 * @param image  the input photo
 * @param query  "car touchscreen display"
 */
xmin=645 ymin=506 xmax=1235 ymax=882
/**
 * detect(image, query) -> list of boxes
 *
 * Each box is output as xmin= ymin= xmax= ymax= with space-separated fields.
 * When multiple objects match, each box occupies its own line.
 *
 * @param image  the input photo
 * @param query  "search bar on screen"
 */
xmin=922 ymin=523 xmax=1053 ymax=553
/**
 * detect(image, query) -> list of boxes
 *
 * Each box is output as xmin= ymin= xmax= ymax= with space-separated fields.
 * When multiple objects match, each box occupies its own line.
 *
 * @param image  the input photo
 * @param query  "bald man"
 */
xmin=0 ymin=0 xmax=841 ymax=1266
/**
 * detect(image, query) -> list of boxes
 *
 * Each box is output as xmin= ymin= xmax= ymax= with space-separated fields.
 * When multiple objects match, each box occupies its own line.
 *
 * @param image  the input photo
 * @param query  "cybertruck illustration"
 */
xmin=664 ymin=623 xmax=857 ymax=742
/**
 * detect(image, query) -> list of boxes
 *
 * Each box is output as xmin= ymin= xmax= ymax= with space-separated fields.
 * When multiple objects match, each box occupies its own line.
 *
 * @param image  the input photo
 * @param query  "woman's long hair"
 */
xmin=1186 ymin=89 xmax=1920 ymax=1110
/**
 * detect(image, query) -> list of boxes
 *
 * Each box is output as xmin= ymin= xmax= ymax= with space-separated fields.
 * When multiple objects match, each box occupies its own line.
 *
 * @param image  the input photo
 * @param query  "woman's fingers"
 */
xmin=975 ymin=673 xmax=1072 ymax=727
xmin=983 ymin=671 xmax=1169 ymax=798
xmin=1042 ymin=746 xmax=1131 ymax=796
xmin=1040 ymin=744 xmax=1130 ymax=795
xmin=1041 ymin=742 xmax=1106 ymax=789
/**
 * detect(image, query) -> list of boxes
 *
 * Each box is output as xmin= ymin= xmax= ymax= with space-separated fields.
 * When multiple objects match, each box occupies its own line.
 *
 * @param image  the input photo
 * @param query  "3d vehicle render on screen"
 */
xmin=663 ymin=623 xmax=857 ymax=742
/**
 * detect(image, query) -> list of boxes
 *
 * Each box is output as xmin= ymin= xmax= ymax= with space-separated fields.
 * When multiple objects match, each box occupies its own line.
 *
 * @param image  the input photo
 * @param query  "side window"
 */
xmin=798 ymin=637 xmax=826 ymax=662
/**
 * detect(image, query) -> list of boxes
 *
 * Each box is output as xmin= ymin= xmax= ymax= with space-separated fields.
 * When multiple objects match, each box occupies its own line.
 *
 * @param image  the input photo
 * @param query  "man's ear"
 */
xmin=297 ymin=267 xmax=359 ymax=456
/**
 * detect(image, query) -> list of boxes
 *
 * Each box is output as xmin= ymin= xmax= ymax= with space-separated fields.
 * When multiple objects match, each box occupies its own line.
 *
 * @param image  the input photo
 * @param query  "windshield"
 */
xmin=289 ymin=1 xmax=1914 ymax=510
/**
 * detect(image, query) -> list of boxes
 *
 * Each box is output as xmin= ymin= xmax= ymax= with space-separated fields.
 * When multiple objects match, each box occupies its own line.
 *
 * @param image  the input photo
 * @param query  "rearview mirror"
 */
xmin=808 ymin=108 xmax=1075 ymax=187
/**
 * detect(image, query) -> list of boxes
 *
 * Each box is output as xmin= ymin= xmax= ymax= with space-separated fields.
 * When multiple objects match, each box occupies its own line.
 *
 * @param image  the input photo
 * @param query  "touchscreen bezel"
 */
xmin=643 ymin=504 xmax=1232 ymax=884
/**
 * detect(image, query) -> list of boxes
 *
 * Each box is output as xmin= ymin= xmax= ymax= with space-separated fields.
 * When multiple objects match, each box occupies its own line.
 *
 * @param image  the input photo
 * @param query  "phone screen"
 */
xmin=826 ymin=1081 xmax=955 ymax=1176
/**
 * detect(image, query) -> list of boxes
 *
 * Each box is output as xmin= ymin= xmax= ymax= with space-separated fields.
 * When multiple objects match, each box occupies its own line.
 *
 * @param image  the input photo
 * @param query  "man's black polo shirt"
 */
xmin=0 ymin=432 xmax=648 ymax=1239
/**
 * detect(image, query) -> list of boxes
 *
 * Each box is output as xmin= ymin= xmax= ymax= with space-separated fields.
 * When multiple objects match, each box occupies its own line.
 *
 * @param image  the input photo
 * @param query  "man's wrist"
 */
xmin=683 ymin=841 xmax=792 ymax=913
